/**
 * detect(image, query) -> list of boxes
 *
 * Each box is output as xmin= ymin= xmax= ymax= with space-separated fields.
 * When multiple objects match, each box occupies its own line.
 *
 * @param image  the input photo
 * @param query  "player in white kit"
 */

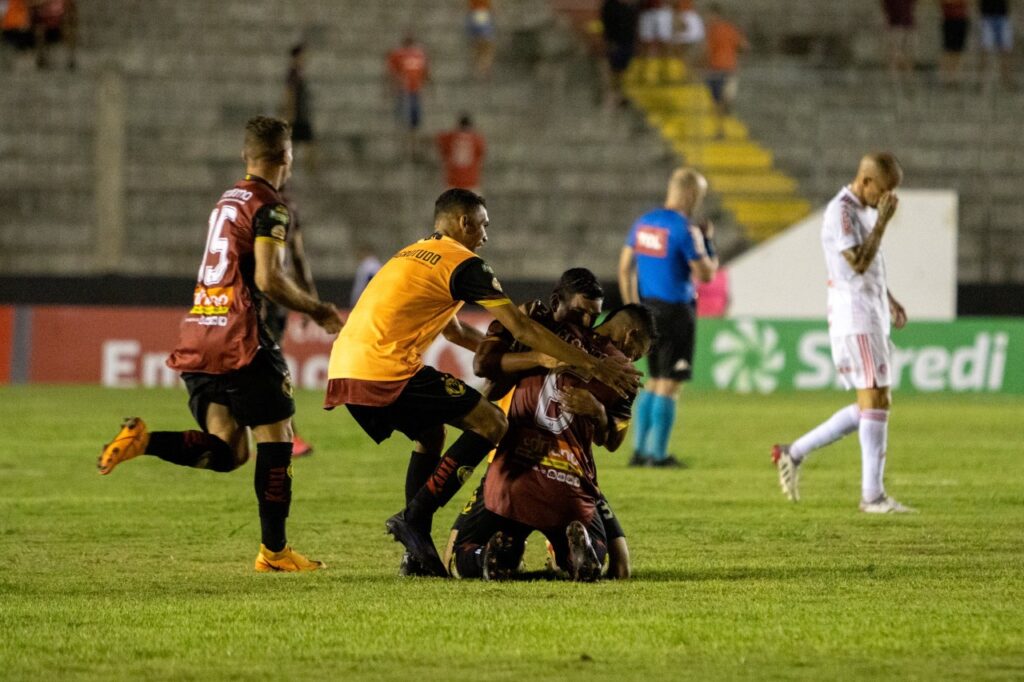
xmin=772 ymin=153 xmax=914 ymax=514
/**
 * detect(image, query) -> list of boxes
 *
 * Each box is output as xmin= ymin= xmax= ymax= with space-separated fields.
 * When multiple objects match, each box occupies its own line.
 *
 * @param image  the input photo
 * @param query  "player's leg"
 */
xmin=98 ymin=377 xmax=247 ymax=475
xmin=398 ymin=425 xmax=446 ymax=576
xmin=385 ymin=369 xmax=505 ymax=575
xmin=442 ymin=475 xmax=485 ymax=571
xmin=643 ymin=301 xmax=693 ymax=467
xmin=597 ymin=495 xmax=629 ymax=579
xmin=235 ymin=349 xmax=325 ymax=570
xmin=451 ymin=507 xmax=524 ymax=580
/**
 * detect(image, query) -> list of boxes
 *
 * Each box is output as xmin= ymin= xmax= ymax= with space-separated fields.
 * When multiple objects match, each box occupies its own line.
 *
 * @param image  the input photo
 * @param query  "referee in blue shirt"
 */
xmin=618 ymin=168 xmax=718 ymax=467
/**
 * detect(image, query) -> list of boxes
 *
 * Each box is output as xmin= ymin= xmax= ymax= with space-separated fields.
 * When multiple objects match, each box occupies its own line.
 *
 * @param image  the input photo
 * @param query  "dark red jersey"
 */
xmin=484 ymin=322 xmax=634 ymax=530
xmin=167 ymin=175 xmax=290 ymax=374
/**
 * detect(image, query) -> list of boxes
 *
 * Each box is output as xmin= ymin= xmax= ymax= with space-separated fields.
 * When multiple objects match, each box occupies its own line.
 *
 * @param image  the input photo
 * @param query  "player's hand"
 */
xmin=590 ymin=355 xmax=641 ymax=399
xmin=877 ymin=191 xmax=899 ymax=224
xmin=559 ymin=387 xmax=604 ymax=420
xmin=689 ymin=225 xmax=708 ymax=256
xmin=312 ymin=302 xmax=344 ymax=334
xmin=890 ymin=298 xmax=908 ymax=330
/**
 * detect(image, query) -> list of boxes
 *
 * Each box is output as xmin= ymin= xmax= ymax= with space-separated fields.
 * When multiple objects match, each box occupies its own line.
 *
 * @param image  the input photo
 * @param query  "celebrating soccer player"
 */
xmin=98 ymin=116 xmax=344 ymax=572
xmin=324 ymin=189 xmax=640 ymax=576
xmin=772 ymin=153 xmax=914 ymax=514
xmin=450 ymin=304 xmax=655 ymax=581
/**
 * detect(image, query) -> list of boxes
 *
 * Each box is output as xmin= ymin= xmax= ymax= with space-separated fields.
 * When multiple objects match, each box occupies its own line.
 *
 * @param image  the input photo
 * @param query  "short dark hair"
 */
xmin=552 ymin=268 xmax=604 ymax=306
xmin=434 ymin=188 xmax=486 ymax=220
xmin=603 ymin=303 xmax=657 ymax=343
xmin=244 ymin=116 xmax=291 ymax=164
xmin=458 ymin=113 xmax=473 ymax=128
xmin=290 ymin=43 xmax=305 ymax=58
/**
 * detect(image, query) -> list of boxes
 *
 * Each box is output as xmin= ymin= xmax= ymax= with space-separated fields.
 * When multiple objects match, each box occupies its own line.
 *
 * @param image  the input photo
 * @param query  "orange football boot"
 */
xmin=97 ymin=417 xmax=149 ymax=475
xmin=254 ymin=544 xmax=326 ymax=573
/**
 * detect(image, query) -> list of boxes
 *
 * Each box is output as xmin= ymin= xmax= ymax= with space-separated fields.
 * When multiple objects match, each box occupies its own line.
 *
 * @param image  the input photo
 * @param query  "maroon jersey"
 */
xmin=167 ymin=175 xmax=291 ymax=374
xmin=484 ymin=323 xmax=634 ymax=530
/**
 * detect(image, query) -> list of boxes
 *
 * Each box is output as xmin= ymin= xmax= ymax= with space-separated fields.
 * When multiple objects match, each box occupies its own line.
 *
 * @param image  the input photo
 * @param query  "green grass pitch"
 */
xmin=1 ymin=386 xmax=1023 ymax=681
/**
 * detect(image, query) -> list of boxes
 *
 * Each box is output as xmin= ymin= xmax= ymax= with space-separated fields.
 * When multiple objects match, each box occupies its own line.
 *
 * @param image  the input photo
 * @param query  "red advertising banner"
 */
xmin=22 ymin=306 xmax=492 ymax=389
xmin=0 ymin=306 xmax=13 ymax=384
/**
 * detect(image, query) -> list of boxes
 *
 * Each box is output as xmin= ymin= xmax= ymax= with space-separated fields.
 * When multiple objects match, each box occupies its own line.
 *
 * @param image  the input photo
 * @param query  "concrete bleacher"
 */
xmin=1 ymin=0 xmax=687 ymax=282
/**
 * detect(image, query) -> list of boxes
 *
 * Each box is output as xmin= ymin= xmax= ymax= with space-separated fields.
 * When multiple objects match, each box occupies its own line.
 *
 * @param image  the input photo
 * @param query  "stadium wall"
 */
xmin=1 ymin=307 xmax=1021 ymax=395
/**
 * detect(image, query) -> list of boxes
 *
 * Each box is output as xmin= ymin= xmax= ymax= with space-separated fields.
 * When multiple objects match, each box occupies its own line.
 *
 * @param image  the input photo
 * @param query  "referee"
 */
xmin=618 ymin=167 xmax=718 ymax=467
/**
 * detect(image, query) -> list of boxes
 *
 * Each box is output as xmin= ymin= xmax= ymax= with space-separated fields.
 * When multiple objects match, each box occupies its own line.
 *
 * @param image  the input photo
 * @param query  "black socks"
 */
xmin=408 ymin=431 xmax=495 ymax=524
xmin=254 ymin=442 xmax=292 ymax=552
xmin=146 ymin=431 xmax=237 ymax=472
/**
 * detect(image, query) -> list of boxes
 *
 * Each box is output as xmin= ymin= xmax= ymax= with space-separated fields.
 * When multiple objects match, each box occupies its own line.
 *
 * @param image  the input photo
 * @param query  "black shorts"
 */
xmin=454 ymin=504 xmax=609 ymax=576
xmin=182 ymin=347 xmax=295 ymax=430
xmin=644 ymin=298 xmax=696 ymax=381
xmin=942 ymin=18 xmax=968 ymax=52
xmin=596 ymin=494 xmax=625 ymax=542
xmin=346 ymin=366 xmax=482 ymax=444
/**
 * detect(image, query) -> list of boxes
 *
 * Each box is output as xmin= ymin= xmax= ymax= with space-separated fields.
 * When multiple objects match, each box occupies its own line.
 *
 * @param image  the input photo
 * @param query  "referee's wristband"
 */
xmin=704 ymin=238 xmax=716 ymax=259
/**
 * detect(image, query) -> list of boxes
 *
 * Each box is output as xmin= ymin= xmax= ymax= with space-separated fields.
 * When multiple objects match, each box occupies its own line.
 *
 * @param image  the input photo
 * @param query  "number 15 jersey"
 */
xmin=167 ymin=174 xmax=291 ymax=375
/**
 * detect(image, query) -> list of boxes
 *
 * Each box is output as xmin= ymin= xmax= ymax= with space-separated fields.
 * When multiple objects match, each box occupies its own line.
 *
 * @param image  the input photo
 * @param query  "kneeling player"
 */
xmin=452 ymin=304 xmax=655 ymax=580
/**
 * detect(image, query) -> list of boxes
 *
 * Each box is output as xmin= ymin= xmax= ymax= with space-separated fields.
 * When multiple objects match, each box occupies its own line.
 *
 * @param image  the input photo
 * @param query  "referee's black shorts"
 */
xmin=643 ymin=298 xmax=696 ymax=381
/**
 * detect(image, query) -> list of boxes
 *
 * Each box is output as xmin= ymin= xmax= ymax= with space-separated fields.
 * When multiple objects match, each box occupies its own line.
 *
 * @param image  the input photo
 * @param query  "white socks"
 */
xmin=859 ymin=409 xmax=889 ymax=502
xmin=790 ymin=404 xmax=861 ymax=461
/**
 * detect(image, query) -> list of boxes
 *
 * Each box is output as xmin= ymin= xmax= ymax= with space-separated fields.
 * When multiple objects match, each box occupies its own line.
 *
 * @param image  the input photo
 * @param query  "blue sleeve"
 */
xmin=625 ymin=220 xmax=638 ymax=248
xmin=675 ymin=216 xmax=700 ymax=261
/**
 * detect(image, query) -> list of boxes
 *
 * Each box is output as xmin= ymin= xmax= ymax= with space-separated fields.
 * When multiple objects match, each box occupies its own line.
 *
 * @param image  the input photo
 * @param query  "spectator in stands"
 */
xmin=881 ymin=0 xmax=917 ymax=77
xmin=466 ymin=0 xmax=495 ymax=79
xmin=387 ymin=32 xmax=430 ymax=160
xmin=282 ymin=44 xmax=317 ymax=175
xmin=349 ymin=244 xmax=381 ymax=307
xmin=671 ymin=0 xmax=705 ymax=80
xmin=939 ymin=0 xmax=970 ymax=86
xmin=979 ymin=0 xmax=1014 ymax=87
xmin=2 ymin=0 xmax=35 ymax=69
xmin=31 ymin=0 xmax=75 ymax=70
xmin=436 ymin=113 xmax=487 ymax=193
xmin=703 ymin=4 xmax=748 ymax=139
xmin=600 ymin=0 xmax=640 ymax=108
xmin=637 ymin=1 xmax=674 ymax=83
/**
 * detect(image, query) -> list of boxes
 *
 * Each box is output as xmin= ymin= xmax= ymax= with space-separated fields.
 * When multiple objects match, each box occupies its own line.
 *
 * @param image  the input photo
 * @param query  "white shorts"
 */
xmin=831 ymin=333 xmax=893 ymax=390
xmin=639 ymin=8 xmax=673 ymax=43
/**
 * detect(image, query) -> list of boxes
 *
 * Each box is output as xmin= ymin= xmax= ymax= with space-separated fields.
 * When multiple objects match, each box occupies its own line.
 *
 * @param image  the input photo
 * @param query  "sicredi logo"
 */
xmin=710 ymin=321 xmax=1011 ymax=393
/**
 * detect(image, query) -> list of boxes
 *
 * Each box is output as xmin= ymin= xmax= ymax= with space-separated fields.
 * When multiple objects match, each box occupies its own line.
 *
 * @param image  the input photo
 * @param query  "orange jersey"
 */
xmin=469 ymin=0 xmax=491 ymax=10
xmin=437 ymin=129 xmax=486 ymax=189
xmin=327 ymin=234 xmax=509 ymax=386
xmin=387 ymin=46 xmax=429 ymax=92
xmin=1 ymin=0 xmax=30 ymax=30
xmin=706 ymin=19 xmax=745 ymax=72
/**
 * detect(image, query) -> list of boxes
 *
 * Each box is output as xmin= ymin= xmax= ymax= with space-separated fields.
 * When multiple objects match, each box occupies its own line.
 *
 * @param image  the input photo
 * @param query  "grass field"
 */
xmin=1 ymin=386 xmax=1023 ymax=681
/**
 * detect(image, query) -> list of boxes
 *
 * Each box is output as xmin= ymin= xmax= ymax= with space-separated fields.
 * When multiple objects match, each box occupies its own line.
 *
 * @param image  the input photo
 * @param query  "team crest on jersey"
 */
xmin=282 ymin=375 xmax=294 ymax=398
xmin=457 ymin=466 xmax=474 ymax=484
xmin=443 ymin=374 xmax=467 ymax=397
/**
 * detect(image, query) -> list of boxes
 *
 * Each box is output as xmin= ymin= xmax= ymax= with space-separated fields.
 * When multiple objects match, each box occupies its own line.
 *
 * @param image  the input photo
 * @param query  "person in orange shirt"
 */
xmin=703 ymin=4 xmax=748 ymax=139
xmin=436 ymin=113 xmax=486 ymax=192
xmin=387 ymin=32 xmax=430 ymax=159
xmin=2 ymin=0 xmax=34 ymax=63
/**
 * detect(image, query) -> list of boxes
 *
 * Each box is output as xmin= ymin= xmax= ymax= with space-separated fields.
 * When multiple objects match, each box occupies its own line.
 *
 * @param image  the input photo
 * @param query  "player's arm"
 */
xmin=560 ymin=387 xmax=625 ymax=450
xmin=618 ymin=246 xmax=639 ymax=304
xmin=288 ymin=224 xmax=318 ymax=298
xmin=441 ymin=316 xmax=485 ymax=352
xmin=473 ymin=332 xmax=559 ymax=379
xmin=253 ymin=205 xmax=342 ymax=334
xmin=888 ymin=289 xmax=908 ymax=330
xmin=842 ymin=191 xmax=898 ymax=274
xmin=488 ymin=303 xmax=638 ymax=397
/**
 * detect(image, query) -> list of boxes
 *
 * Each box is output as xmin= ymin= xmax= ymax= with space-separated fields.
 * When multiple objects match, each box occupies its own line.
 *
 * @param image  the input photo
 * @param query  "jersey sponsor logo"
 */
xmin=533 ymin=464 xmax=582 ymax=488
xmin=190 ymin=285 xmax=234 ymax=316
xmin=635 ymin=226 xmax=669 ymax=258
xmin=396 ymin=248 xmax=443 ymax=266
xmin=220 ymin=188 xmax=254 ymax=202
xmin=711 ymin=318 xmax=785 ymax=393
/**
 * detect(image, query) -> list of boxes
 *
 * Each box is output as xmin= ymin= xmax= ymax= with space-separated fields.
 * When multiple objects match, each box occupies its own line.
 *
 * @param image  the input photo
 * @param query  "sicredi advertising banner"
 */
xmin=2 ymin=307 xmax=1022 ymax=395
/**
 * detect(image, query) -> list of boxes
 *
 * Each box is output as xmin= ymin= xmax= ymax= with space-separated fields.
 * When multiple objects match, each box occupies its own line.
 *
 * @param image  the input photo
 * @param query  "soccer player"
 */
xmin=445 ymin=268 xmax=637 ymax=579
xmin=618 ymin=167 xmax=718 ymax=468
xmin=772 ymin=153 xmax=914 ymax=514
xmin=325 ymin=189 xmax=640 ymax=577
xmin=97 ymin=116 xmax=344 ymax=572
xmin=450 ymin=304 xmax=655 ymax=581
